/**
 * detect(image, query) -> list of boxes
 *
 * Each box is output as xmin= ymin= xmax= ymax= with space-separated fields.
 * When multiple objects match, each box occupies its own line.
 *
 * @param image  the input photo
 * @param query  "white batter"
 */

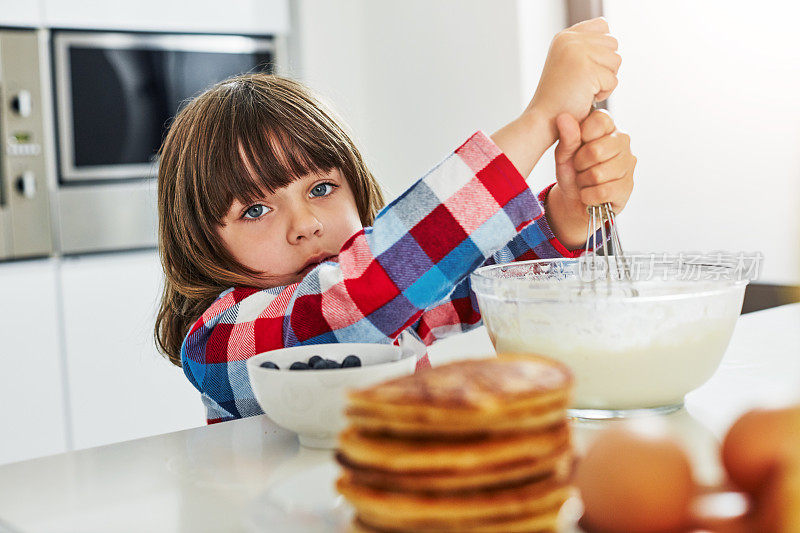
xmin=479 ymin=283 xmax=746 ymax=410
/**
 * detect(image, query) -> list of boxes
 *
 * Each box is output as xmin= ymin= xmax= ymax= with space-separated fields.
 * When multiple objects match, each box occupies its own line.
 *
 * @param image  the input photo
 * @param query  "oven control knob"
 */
xmin=10 ymin=90 xmax=32 ymax=118
xmin=15 ymin=171 xmax=36 ymax=199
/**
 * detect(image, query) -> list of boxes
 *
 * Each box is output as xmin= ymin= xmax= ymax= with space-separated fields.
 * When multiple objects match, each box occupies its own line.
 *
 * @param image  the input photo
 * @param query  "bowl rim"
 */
xmin=470 ymin=254 xmax=751 ymax=304
xmin=246 ymin=343 xmax=409 ymax=374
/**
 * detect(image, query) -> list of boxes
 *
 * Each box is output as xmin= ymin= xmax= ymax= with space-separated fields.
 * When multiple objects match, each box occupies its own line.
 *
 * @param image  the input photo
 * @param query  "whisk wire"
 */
xmin=605 ymin=204 xmax=635 ymax=281
xmin=580 ymin=202 xmax=638 ymax=296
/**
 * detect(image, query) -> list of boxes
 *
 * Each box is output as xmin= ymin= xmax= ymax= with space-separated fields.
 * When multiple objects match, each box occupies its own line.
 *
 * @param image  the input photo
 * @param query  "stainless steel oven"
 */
xmin=0 ymin=29 xmax=53 ymax=260
xmin=0 ymin=28 xmax=284 ymax=260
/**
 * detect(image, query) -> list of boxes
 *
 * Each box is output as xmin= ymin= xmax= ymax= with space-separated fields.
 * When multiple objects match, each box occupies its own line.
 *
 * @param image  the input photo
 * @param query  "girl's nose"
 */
xmin=288 ymin=206 xmax=323 ymax=243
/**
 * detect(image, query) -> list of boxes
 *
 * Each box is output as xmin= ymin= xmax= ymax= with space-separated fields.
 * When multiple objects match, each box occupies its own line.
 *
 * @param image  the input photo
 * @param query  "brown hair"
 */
xmin=155 ymin=73 xmax=385 ymax=367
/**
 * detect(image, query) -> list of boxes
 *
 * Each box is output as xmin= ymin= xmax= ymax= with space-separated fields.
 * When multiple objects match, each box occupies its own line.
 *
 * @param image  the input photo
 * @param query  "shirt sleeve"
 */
xmin=181 ymin=130 xmax=578 ymax=420
xmin=282 ymin=130 xmax=556 ymax=346
xmin=412 ymin=183 xmax=612 ymax=345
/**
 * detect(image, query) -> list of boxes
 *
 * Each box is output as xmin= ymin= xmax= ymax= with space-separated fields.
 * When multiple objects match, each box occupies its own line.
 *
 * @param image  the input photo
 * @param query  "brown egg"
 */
xmin=757 ymin=453 xmax=800 ymax=533
xmin=575 ymin=422 xmax=696 ymax=533
xmin=721 ymin=406 xmax=800 ymax=494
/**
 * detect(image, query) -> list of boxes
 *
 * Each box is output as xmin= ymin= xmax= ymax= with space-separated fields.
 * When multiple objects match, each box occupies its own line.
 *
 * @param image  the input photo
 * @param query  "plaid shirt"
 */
xmin=181 ymin=131 xmax=600 ymax=424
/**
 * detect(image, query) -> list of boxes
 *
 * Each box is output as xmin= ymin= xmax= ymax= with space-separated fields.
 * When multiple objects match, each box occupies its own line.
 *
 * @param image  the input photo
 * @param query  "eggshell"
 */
xmin=721 ymin=406 xmax=800 ymax=494
xmin=757 ymin=454 xmax=800 ymax=533
xmin=575 ymin=422 xmax=696 ymax=533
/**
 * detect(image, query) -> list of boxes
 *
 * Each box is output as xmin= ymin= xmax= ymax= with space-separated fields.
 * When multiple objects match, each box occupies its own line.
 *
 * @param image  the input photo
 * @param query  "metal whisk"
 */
xmin=580 ymin=203 xmax=638 ymax=296
xmin=575 ymin=102 xmax=638 ymax=296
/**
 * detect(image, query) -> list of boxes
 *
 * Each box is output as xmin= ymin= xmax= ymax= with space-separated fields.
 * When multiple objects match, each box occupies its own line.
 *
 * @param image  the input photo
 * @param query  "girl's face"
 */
xmin=216 ymin=167 xmax=363 ymax=288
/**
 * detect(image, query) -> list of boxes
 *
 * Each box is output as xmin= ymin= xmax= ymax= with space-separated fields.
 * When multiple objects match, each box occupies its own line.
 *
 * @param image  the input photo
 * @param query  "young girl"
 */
xmin=155 ymin=18 xmax=636 ymax=424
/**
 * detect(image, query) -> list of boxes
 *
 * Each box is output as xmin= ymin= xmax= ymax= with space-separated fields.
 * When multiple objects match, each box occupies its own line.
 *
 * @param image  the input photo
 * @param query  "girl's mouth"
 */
xmin=298 ymin=255 xmax=336 ymax=276
xmin=299 ymin=263 xmax=319 ymax=276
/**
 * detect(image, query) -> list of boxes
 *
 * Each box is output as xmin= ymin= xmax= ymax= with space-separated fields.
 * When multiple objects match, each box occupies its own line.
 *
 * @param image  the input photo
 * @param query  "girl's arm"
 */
xmin=413 ymin=108 xmax=638 ymax=348
xmin=181 ymin=16 xmax=625 ymax=422
xmin=411 ymin=183 xmax=611 ymax=346
xmin=181 ymin=131 xmax=560 ymax=421
xmin=182 ymin=118 xmax=627 ymax=423
xmin=284 ymin=131 xmax=544 ymax=345
xmin=492 ymin=17 xmax=622 ymax=249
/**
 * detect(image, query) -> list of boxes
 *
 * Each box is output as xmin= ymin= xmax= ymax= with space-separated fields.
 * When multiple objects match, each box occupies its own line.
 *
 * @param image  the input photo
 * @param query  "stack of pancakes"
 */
xmin=336 ymin=355 xmax=574 ymax=533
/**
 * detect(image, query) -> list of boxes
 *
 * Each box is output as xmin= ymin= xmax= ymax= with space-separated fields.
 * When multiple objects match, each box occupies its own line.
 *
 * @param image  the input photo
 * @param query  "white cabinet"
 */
xmin=0 ymin=0 xmax=42 ymax=28
xmin=0 ymin=1 xmax=289 ymax=36
xmin=0 ymin=259 xmax=67 ymax=465
xmin=60 ymin=250 xmax=205 ymax=450
xmin=41 ymin=0 xmax=289 ymax=34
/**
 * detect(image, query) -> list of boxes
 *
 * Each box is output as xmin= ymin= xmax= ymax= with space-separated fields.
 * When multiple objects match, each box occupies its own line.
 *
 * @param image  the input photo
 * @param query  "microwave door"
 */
xmin=55 ymin=32 xmax=277 ymax=183
xmin=63 ymin=46 xmax=160 ymax=180
xmin=103 ymin=49 xmax=164 ymax=166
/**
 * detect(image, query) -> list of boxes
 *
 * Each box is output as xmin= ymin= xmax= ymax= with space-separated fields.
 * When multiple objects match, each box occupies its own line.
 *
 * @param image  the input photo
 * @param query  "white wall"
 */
xmin=289 ymin=0 xmax=570 ymax=369
xmin=604 ymin=0 xmax=800 ymax=284
xmin=517 ymin=0 xmax=569 ymax=192
xmin=289 ymin=0 xmax=567 ymax=199
xmin=291 ymin=0 xmax=800 ymax=285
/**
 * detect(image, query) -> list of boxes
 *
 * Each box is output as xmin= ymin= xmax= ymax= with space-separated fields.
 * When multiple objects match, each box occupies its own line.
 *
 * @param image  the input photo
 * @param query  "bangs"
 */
xmin=158 ymin=73 xmax=385 ymax=305
xmin=197 ymin=79 xmax=352 ymax=224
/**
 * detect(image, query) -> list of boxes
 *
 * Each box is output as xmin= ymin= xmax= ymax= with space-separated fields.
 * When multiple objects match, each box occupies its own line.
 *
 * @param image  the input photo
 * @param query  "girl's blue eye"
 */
xmin=243 ymin=204 xmax=269 ymax=220
xmin=310 ymin=182 xmax=336 ymax=198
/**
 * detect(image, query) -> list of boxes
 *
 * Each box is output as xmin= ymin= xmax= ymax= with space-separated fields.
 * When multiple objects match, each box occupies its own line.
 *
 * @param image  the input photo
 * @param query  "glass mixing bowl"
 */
xmin=470 ymin=254 xmax=750 ymax=418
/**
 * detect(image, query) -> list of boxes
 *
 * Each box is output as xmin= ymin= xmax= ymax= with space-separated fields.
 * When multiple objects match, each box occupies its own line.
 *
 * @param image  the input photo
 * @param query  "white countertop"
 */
xmin=1 ymin=303 xmax=798 ymax=533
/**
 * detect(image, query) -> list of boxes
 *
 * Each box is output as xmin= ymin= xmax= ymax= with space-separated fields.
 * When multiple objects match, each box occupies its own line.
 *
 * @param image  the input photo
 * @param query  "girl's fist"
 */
xmin=527 ymin=18 xmax=621 ymax=132
xmin=554 ymin=109 xmax=635 ymax=215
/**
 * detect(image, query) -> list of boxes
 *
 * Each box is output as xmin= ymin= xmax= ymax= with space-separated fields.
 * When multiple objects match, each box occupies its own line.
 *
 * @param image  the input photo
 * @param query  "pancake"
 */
xmin=346 ymin=400 xmax=568 ymax=438
xmin=336 ymin=422 xmax=572 ymax=492
xmin=337 ymin=422 xmax=569 ymax=472
xmin=349 ymin=507 xmax=563 ymax=533
xmin=336 ymin=356 xmax=575 ymax=533
xmin=337 ymin=446 xmax=572 ymax=492
xmin=345 ymin=357 xmax=572 ymax=437
xmin=338 ymin=470 xmax=571 ymax=532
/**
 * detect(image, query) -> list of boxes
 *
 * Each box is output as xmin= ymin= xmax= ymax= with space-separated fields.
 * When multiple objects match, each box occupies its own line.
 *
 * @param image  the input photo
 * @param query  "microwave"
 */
xmin=53 ymin=31 xmax=279 ymax=183
xmin=0 ymin=28 xmax=284 ymax=261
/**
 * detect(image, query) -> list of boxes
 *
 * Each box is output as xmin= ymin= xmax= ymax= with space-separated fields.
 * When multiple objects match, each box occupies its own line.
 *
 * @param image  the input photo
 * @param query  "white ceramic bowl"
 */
xmin=246 ymin=343 xmax=414 ymax=448
xmin=471 ymin=255 xmax=750 ymax=418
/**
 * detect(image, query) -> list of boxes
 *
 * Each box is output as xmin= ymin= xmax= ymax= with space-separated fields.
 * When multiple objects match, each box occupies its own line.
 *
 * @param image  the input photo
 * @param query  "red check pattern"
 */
xmin=180 ymin=131 xmax=605 ymax=424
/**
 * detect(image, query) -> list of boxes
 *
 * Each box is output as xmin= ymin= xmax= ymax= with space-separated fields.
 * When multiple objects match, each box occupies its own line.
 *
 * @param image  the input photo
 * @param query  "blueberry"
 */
xmin=324 ymin=359 xmax=340 ymax=369
xmin=260 ymin=361 xmax=280 ymax=370
xmin=289 ymin=362 xmax=310 ymax=370
xmin=311 ymin=358 xmax=328 ymax=370
xmin=308 ymin=355 xmax=323 ymax=367
xmin=342 ymin=355 xmax=361 ymax=368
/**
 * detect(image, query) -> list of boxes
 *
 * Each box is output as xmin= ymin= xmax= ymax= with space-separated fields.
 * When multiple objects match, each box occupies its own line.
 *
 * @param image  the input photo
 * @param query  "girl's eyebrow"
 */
xmin=231 ymin=171 xmax=340 ymax=212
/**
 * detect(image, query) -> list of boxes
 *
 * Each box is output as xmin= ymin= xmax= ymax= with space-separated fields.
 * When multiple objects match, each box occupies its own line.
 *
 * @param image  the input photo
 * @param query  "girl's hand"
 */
xmin=490 ymin=18 xmax=620 ymax=181
xmin=545 ymin=109 xmax=636 ymax=249
xmin=526 ymin=17 xmax=621 ymax=142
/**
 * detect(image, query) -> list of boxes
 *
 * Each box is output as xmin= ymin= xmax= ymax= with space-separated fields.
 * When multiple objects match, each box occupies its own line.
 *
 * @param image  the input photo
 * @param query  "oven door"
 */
xmin=53 ymin=31 xmax=276 ymax=183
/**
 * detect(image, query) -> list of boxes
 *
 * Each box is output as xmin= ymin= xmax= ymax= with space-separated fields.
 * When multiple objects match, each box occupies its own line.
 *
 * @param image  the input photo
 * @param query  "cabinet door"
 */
xmin=0 ymin=259 xmax=67 ymax=465
xmin=0 ymin=0 xmax=42 ymax=27
xmin=60 ymin=250 xmax=205 ymax=450
xmin=41 ymin=0 xmax=289 ymax=34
